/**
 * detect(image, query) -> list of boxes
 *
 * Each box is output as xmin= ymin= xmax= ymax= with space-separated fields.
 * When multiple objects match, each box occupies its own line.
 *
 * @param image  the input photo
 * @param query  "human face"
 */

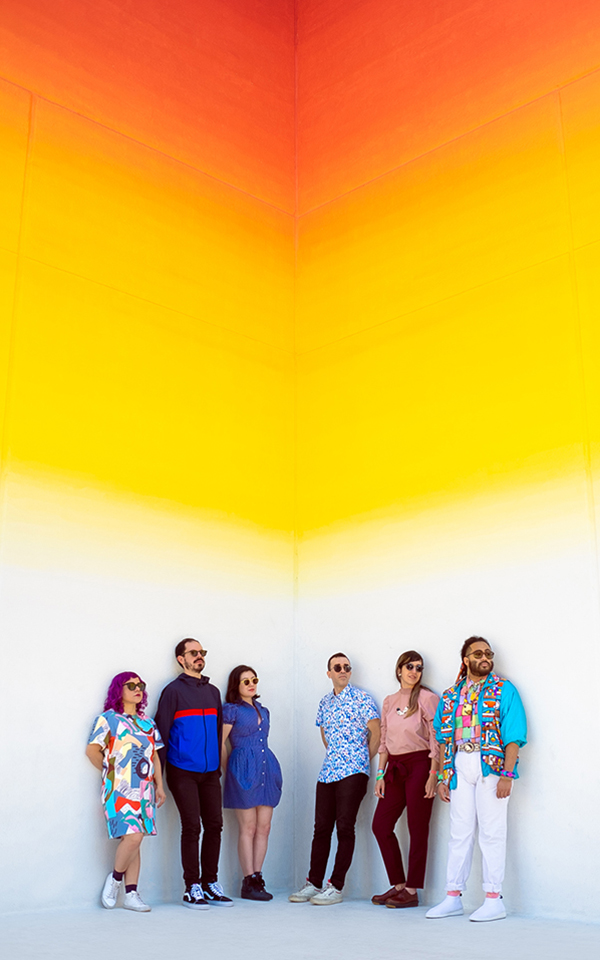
xmin=327 ymin=657 xmax=352 ymax=694
xmin=464 ymin=641 xmax=494 ymax=681
xmin=122 ymin=677 xmax=144 ymax=714
xmin=398 ymin=660 xmax=423 ymax=690
xmin=179 ymin=642 xmax=207 ymax=677
xmin=239 ymin=670 xmax=258 ymax=701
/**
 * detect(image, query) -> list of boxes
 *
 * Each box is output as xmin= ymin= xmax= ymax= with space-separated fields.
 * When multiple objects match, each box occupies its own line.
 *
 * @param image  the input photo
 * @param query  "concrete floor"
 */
xmin=3 ymin=897 xmax=599 ymax=960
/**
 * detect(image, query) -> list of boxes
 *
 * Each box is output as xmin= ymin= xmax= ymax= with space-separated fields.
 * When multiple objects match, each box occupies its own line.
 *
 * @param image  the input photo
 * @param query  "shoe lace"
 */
xmin=128 ymin=891 xmax=143 ymax=904
xmin=253 ymin=874 xmax=266 ymax=889
xmin=207 ymin=882 xmax=225 ymax=896
xmin=189 ymin=883 xmax=204 ymax=900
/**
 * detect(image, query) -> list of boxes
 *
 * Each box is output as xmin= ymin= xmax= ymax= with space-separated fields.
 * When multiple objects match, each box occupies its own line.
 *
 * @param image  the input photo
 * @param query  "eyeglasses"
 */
xmin=403 ymin=663 xmax=423 ymax=673
xmin=332 ymin=664 xmax=352 ymax=673
xmin=124 ymin=681 xmax=146 ymax=692
xmin=188 ymin=649 xmax=207 ymax=658
xmin=241 ymin=677 xmax=259 ymax=686
xmin=469 ymin=650 xmax=494 ymax=660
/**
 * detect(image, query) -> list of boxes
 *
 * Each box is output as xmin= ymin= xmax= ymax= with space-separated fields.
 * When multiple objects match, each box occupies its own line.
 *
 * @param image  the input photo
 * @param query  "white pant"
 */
xmin=446 ymin=750 xmax=509 ymax=894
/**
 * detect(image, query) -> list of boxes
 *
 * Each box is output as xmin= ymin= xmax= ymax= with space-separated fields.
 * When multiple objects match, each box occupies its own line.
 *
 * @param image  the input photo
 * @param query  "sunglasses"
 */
xmin=469 ymin=650 xmax=494 ymax=660
xmin=332 ymin=664 xmax=352 ymax=673
xmin=403 ymin=663 xmax=423 ymax=673
xmin=241 ymin=677 xmax=259 ymax=686
xmin=124 ymin=681 xmax=146 ymax=692
xmin=189 ymin=649 xmax=207 ymax=658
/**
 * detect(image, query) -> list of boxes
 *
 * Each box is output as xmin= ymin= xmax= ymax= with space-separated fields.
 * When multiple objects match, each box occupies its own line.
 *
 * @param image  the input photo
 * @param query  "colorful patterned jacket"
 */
xmin=433 ymin=673 xmax=527 ymax=790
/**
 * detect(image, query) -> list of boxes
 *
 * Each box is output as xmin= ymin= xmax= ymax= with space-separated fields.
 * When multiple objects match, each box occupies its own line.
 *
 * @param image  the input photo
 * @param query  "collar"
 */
xmin=177 ymin=672 xmax=210 ymax=686
xmin=330 ymin=682 xmax=353 ymax=699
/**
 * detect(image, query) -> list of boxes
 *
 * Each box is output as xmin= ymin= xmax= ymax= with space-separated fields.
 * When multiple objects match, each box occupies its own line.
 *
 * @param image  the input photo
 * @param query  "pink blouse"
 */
xmin=379 ymin=687 xmax=440 ymax=760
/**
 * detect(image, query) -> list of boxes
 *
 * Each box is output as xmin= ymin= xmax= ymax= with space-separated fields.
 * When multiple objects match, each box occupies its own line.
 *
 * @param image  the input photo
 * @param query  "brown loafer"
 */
xmin=386 ymin=888 xmax=419 ymax=908
xmin=371 ymin=886 xmax=402 ymax=905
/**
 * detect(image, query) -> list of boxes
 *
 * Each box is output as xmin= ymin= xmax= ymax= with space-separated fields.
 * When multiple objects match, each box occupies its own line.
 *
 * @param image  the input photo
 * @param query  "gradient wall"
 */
xmin=295 ymin=0 xmax=600 ymax=921
xmin=2 ymin=0 xmax=600 ymax=922
xmin=0 ymin=0 xmax=296 ymax=912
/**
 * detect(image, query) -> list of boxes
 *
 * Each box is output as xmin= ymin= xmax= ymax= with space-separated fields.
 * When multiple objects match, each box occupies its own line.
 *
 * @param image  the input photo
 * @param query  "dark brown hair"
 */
xmin=225 ymin=664 xmax=261 ymax=705
xmin=327 ymin=652 xmax=350 ymax=671
xmin=175 ymin=637 xmax=200 ymax=663
xmin=395 ymin=650 xmax=430 ymax=718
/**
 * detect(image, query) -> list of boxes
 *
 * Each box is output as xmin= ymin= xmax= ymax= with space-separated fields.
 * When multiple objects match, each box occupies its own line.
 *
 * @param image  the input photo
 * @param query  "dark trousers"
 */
xmin=371 ymin=750 xmax=434 ymax=889
xmin=307 ymin=773 xmax=368 ymax=892
xmin=167 ymin=763 xmax=223 ymax=887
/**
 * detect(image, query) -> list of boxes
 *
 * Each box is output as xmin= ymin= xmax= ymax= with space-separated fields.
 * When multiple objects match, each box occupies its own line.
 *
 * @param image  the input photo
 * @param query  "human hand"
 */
xmin=156 ymin=786 xmax=167 ymax=808
xmin=424 ymin=771 xmax=438 ymax=799
xmin=437 ymin=781 xmax=450 ymax=803
xmin=496 ymin=777 xmax=513 ymax=799
xmin=375 ymin=778 xmax=385 ymax=799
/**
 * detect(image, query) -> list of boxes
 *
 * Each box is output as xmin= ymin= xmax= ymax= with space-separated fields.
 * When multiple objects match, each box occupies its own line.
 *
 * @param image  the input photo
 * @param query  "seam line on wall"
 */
xmin=295 ymin=249 xmax=574 ymax=358
xmin=296 ymin=68 xmax=600 ymax=218
xmin=556 ymin=87 xmax=600 ymax=620
xmin=0 ymin=75 xmax=295 ymax=219
xmin=16 ymin=254 xmax=295 ymax=359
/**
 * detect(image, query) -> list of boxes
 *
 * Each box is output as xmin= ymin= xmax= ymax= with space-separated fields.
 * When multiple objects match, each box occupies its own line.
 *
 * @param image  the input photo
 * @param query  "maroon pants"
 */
xmin=371 ymin=750 xmax=434 ymax=889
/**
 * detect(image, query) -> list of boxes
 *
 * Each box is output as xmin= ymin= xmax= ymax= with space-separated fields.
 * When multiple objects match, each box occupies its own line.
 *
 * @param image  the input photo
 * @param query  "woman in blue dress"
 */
xmin=222 ymin=665 xmax=282 ymax=901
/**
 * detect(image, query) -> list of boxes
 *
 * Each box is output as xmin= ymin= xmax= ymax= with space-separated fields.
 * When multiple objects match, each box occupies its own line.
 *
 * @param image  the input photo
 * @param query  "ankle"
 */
xmin=486 ymin=892 xmax=500 ymax=899
xmin=394 ymin=883 xmax=405 ymax=891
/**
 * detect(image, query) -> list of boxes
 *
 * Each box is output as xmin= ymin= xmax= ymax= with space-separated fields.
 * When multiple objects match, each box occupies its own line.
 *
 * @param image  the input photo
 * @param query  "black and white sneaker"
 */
xmin=201 ymin=881 xmax=233 ymax=906
xmin=183 ymin=883 xmax=210 ymax=910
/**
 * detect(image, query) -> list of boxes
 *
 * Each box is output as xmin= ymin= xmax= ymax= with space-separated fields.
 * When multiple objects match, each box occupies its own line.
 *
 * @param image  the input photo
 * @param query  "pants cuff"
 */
xmin=482 ymin=883 xmax=502 ymax=894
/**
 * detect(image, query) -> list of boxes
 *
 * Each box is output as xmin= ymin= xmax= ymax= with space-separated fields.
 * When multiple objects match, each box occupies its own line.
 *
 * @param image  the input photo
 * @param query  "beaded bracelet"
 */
xmin=500 ymin=770 xmax=516 ymax=779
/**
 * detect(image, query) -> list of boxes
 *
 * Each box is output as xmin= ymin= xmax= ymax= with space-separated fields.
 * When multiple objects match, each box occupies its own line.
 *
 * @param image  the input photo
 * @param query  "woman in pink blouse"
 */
xmin=371 ymin=650 xmax=439 ymax=909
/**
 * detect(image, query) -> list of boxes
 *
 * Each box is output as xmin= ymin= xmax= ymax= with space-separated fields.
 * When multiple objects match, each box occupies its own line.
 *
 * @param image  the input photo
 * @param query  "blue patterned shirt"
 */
xmin=315 ymin=683 xmax=380 ymax=783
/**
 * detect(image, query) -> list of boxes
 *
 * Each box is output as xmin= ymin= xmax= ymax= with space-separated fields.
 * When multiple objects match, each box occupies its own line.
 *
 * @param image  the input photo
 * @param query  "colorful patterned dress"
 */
xmin=88 ymin=710 xmax=163 ymax=839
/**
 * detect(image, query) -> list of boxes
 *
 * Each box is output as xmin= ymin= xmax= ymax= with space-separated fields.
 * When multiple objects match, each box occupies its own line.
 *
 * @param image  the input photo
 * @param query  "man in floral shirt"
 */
xmin=289 ymin=652 xmax=380 ymax=905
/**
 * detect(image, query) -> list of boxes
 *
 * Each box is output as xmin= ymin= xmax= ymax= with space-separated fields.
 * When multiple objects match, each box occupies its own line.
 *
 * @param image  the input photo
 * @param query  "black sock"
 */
xmin=125 ymin=884 xmax=137 ymax=893
xmin=112 ymin=870 xmax=124 ymax=882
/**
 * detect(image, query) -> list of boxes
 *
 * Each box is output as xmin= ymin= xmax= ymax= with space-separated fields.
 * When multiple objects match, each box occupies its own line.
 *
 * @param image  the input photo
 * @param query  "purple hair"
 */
xmin=104 ymin=671 xmax=148 ymax=716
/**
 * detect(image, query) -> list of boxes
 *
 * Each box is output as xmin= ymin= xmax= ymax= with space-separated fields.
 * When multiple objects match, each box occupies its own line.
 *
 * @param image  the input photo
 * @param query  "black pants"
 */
xmin=307 ymin=773 xmax=368 ymax=891
xmin=167 ymin=763 xmax=223 ymax=887
xmin=371 ymin=750 xmax=434 ymax=889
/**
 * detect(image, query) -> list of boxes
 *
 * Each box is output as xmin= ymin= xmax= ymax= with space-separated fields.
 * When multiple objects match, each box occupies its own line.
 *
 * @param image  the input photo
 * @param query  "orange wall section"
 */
xmin=297 ymin=0 xmax=600 ymax=213
xmin=0 ymin=0 xmax=295 ymax=211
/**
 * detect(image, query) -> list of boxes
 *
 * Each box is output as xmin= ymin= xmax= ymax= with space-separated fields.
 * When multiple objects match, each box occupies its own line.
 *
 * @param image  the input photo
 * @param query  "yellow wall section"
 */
xmin=297 ymin=257 xmax=585 ymax=533
xmin=8 ymin=261 xmax=293 ymax=529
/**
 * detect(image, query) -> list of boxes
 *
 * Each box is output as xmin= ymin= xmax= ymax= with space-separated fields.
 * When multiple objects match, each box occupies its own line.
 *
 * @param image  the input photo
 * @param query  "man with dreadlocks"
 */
xmin=426 ymin=636 xmax=526 ymax=922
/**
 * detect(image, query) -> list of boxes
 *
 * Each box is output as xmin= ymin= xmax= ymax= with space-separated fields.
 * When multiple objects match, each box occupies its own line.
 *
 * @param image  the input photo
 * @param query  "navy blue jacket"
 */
xmin=155 ymin=673 xmax=222 ymax=773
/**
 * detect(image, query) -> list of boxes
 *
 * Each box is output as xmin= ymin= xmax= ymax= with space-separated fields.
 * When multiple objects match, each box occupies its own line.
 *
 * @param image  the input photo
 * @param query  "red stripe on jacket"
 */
xmin=173 ymin=708 xmax=218 ymax=719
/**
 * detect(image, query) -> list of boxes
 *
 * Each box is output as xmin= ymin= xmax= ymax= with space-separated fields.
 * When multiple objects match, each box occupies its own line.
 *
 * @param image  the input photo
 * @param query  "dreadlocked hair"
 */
xmin=456 ymin=636 xmax=490 ymax=683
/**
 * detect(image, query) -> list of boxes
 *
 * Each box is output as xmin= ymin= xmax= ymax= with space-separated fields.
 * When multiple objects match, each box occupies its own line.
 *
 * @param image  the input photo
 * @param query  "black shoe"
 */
xmin=241 ymin=873 xmax=272 ymax=901
xmin=183 ymin=884 xmax=210 ymax=910
xmin=201 ymin=881 xmax=233 ymax=907
xmin=252 ymin=872 xmax=273 ymax=901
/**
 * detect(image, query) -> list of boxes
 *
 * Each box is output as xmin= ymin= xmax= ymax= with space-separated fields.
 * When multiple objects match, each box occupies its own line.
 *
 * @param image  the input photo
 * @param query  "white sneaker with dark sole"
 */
xmin=310 ymin=882 xmax=343 ymax=905
xmin=123 ymin=890 xmax=151 ymax=912
xmin=426 ymin=894 xmax=464 ymax=918
xmin=101 ymin=873 xmax=122 ymax=909
xmin=469 ymin=896 xmax=506 ymax=922
xmin=289 ymin=881 xmax=321 ymax=903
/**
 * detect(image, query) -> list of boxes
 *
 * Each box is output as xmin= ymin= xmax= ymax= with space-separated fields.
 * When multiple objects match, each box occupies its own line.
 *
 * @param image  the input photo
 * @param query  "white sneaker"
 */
xmin=310 ymin=882 xmax=343 ymax=906
xmin=469 ymin=896 xmax=506 ymax=922
xmin=426 ymin=894 xmax=464 ymax=918
xmin=289 ymin=881 xmax=321 ymax=902
xmin=101 ymin=873 xmax=122 ymax=909
xmin=123 ymin=890 xmax=151 ymax=912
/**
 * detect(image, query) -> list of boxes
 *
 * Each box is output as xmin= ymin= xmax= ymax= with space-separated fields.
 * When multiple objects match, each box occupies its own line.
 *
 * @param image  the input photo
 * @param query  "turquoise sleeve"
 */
xmin=499 ymin=682 xmax=527 ymax=747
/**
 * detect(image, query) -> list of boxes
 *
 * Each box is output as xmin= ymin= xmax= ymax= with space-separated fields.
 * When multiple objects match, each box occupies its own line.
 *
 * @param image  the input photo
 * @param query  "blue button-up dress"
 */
xmin=223 ymin=701 xmax=283 ymax=809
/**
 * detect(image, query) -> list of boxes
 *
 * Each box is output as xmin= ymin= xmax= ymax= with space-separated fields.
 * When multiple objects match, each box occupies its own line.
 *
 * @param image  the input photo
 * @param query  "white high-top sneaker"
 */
xmin=101 ymin=873 xmax=122 ymax=909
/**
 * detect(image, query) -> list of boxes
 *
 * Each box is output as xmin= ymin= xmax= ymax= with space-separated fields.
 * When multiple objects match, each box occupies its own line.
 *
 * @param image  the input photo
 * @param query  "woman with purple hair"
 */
xmin=86 ymin=671 xmax=166 ymax=912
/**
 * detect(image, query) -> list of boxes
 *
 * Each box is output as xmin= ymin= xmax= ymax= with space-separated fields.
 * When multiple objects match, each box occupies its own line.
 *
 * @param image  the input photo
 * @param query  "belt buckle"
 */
xmin=460 ymin=741 xmax=478 ymax=753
